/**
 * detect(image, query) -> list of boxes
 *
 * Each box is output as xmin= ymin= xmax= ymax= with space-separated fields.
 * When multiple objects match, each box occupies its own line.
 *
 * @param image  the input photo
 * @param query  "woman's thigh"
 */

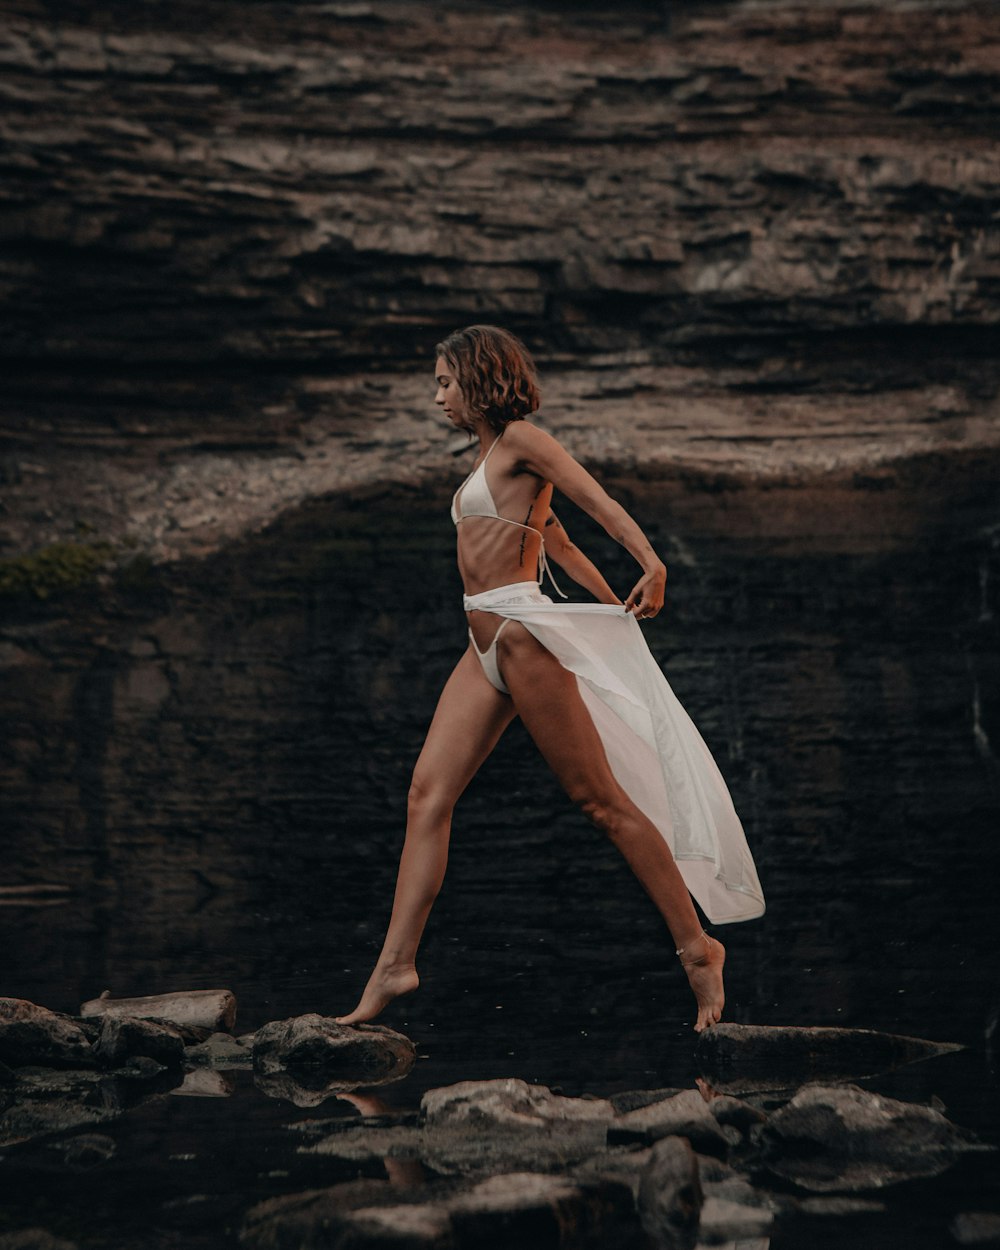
xmin=497 ymin=624 xmax=619 ymax=805
xmin=410 ymin=646 xmax=518 ymax=805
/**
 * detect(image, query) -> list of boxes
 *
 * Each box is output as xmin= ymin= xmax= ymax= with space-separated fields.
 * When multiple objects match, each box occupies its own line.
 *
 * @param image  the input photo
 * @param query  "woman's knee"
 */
xmin=407 ymin=771 xmax=455 ymax=822
xmin=575 ymin=789 xmax=632 ymax=843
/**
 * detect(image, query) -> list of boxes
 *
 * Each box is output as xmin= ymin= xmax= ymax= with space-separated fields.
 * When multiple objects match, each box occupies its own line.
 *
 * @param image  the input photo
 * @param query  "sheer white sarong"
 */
xmin=464 ymin=580 xmax=765 ymax=925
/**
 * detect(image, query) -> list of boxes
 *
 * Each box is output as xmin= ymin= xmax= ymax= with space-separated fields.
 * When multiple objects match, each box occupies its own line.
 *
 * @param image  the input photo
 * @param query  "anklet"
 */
xmin=676 ymin=930 xmax=712 ymax=967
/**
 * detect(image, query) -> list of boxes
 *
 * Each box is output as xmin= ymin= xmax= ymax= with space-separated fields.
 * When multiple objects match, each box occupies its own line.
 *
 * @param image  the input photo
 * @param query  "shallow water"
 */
xmin=1 ymin=486 xmax=998 ymax=1247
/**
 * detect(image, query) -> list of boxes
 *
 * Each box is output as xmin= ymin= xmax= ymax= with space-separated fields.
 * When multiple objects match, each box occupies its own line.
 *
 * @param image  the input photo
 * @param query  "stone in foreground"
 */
xmin=92 ymin=1015 xmax=186 ymax=1069
xmin=637 ymin=1136 xmax=703 ymax=1249
xmin=609 ymin=1088 xmax=734 ymax=1156
xmin=697 ymin=1023 xmax=963 ymax=1093
xmin=241 ymin=1172 xmax=637 ymax=1250
xmin=0 ymin=1000 xmax=95 ymax=1070
xmin=251 ymin=1015 xmax=415 ymax=1089
xmin=420 ymin=1078 xmax=614 ymax=1175
xmin=759 ymin=1082 xmax=990 ymax=1192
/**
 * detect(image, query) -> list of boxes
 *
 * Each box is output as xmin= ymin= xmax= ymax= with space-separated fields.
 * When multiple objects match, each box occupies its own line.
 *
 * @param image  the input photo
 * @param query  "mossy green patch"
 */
xmin=0 ymin=540 xmax=114 ymax=600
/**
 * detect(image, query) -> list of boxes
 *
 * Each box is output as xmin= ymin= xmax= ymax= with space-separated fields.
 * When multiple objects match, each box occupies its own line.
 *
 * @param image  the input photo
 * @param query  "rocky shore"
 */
xmin=1 ymin=995 xmax=994 ymax=1249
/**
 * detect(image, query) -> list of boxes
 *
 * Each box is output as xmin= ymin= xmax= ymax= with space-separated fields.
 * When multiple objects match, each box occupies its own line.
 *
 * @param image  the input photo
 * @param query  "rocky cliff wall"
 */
xmin=1 ymin=0 xmax=998 ymax=565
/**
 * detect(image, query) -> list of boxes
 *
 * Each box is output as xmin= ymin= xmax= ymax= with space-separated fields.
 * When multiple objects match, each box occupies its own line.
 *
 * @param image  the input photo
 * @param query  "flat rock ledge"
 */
xmin=696 ymin=1022 xmax=964 ymax=1094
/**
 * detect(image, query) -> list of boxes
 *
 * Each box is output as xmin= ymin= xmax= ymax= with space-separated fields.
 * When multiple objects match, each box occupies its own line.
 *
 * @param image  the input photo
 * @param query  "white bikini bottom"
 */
xmin=460 ymin=580 xmax=765 ymax=926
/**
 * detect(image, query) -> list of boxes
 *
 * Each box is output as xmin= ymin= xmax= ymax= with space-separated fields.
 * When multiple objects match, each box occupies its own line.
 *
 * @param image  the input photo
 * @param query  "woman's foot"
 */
xmin=334 ymin=962 xmax=419 ymax=1026
xmin=677 ymin=931 xmax=725 ymax=1032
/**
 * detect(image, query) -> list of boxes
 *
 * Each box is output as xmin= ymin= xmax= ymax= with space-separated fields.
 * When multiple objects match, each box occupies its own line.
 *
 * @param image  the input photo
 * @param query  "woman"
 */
xmin=337 ymin=325 xmax=764 ymax=1033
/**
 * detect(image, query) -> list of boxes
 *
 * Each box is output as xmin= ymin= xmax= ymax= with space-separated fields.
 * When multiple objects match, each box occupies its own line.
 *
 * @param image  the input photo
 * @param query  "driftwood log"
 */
xmin=80 ymin=989 xmax=236 ymax=1033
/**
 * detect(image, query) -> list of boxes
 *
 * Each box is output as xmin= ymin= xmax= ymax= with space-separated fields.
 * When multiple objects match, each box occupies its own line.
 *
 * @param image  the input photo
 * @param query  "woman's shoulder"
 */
xmin=501 ymin=419 xmax=561 ymax=454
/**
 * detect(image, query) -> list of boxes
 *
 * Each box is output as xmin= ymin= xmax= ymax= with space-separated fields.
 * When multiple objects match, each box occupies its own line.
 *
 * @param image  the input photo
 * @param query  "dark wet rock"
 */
xmin=184 ymin=1031 xmax=253 ymax=1070
xmin=705 ymin=1094 xmax=769 ymax=1136
xmin=241 ymin=1179 xmax=398 ymax=1249
xmin=698 ymin=1192 xmax=775 ymax=1241
xmin=252 ymin=1016 xmax=415 ymax=1087
xmin=420 ymin=1078 xmax=614 ymax=1175
xmin=608 ymin=1087 xmax=685 ymax=1115
xmin=696 ymin=1023 xmax=963 ymax=1094
xmin=609 ymin=1089 xmax=734 ymax=1157
xmin=241 ymin=1171 xmax=637 ymax=1250
xmin=0 ymin=999 xmax=95 ymax=1070
xmin=636 ymin=1136 xmax=703 ymax=1249
xmin=446 ymin=1173 xmax=637 ymax=1250
xmin=91 ymin=1014 xmax=185 ymax=1069
xmin=303 ymin=1123 xmax=425 ymax=1163
xmin=798 ymin=1195 xmax=888 ymax=1215
xmin=570 ymin=1144 xmax=653 ymax=1196
xmin=0 ymin=1231 xmax=79 ymax=1250
xmin=422 ymin=1078 xmax=615 ymax=1134
xmin=758 ymin=1082 xmax=990 ymax=1192
xmin=952 ymin=1212 xmax=1000 ymax=1245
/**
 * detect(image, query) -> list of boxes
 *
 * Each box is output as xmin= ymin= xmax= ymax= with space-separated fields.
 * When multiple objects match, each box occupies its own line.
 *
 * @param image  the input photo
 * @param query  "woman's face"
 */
xmin=434 ymin=356 xmax=473 ymax=430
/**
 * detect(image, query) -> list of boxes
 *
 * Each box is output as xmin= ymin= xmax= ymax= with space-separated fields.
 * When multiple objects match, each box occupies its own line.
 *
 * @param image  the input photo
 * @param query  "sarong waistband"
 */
xmin=463 ymin=580 xmax=544 ymax=611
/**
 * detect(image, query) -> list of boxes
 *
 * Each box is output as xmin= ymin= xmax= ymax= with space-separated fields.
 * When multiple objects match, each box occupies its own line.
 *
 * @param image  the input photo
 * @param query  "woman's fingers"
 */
xmin=625 ymin=575 xmax=665 ymax=618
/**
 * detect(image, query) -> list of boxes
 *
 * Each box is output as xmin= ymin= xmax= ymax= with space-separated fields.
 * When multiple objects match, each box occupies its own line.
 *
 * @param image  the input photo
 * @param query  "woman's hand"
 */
xmin=625 ymin=563 xmax=667 ymax=620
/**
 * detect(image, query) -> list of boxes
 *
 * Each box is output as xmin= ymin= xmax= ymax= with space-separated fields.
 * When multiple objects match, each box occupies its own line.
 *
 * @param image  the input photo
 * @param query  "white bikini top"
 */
xmin=451 ymin=433 xmax=567 ymax=598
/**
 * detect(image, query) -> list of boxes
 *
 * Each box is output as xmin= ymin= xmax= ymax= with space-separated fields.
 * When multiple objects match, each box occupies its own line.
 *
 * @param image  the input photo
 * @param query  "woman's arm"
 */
xmin=542 ymin=511 xmax=622 ymax=605
xmin=505 ymin=422 xmax=667 ymax=616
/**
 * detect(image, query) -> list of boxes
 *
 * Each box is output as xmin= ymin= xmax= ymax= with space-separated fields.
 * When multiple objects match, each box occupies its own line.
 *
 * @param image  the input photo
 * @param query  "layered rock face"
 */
xmin=1 ymin=0 xmax=998 ymax=559
xmin=0 ymin=3 xmax=997 ymax=1037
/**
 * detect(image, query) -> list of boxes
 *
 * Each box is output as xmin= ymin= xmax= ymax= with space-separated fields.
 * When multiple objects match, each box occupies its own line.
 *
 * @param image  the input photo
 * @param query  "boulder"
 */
xmin=636 ymin=1136 xmax=703 ymax=1249
xmin=241 ymin=1172 xmax=637 ymax=1250
xmin=759 ymin=1082 xmax=990 ymax=1192
xmin=422 ymin=1079 xmax=615 ymax=1134
xmin=251 ymin=1015 xmax=415 ymax=1088
xmin=705 ymin=1094 xmax=768 ymax=1137
xmin=419 ymin=1079 xmax=614 ymax=1175
xmin=446 ymin=1172 xmax=636 ymax=1249
xmin=609 ymin=1089 xmax=734 ymax=1157
xmin=696 ymin=1023 xmax=963 ymax=1094
xmin=91 ymin=1015 xmax=185 ymax=1069
xmin=0 ymin=999 xmax=95 ymax=1070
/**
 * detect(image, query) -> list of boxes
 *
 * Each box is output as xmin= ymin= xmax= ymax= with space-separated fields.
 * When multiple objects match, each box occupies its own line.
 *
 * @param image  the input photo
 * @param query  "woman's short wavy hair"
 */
xmin=436 ymin=325 xmax=540 ymax=434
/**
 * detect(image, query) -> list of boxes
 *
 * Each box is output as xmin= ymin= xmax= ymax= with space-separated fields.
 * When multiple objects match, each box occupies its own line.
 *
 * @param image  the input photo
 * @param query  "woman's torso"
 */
xmin=451 ymin=429 xmax=553 ymax=598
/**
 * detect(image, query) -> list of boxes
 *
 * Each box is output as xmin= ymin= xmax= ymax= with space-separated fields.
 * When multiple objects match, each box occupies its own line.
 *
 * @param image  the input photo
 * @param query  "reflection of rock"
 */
xmin=240 ymin=1172 xmax=636 ymax=1250
xmin=251 ymin=1016 xmax=415 ymax=1091
xmin=183 ymin=1032 xmax=253 ymax=1070
xmin=0 ymin=1066 xmax=175 ymax=1148
xmin=697 ymin=1023 xmax=963 ymax=1094
xmin=636 ymin=1136 xmax=703 ymax=1249
xmin=170 ymin=1069 xmax=235 ymax=1099
xmin=0 ymin=999 xmax=95 ymax=1070
xmin=253 ymin=1068 xmax=408 ymax=1108
xmin=759 ymin=1083 xmax=989 ymax=1192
